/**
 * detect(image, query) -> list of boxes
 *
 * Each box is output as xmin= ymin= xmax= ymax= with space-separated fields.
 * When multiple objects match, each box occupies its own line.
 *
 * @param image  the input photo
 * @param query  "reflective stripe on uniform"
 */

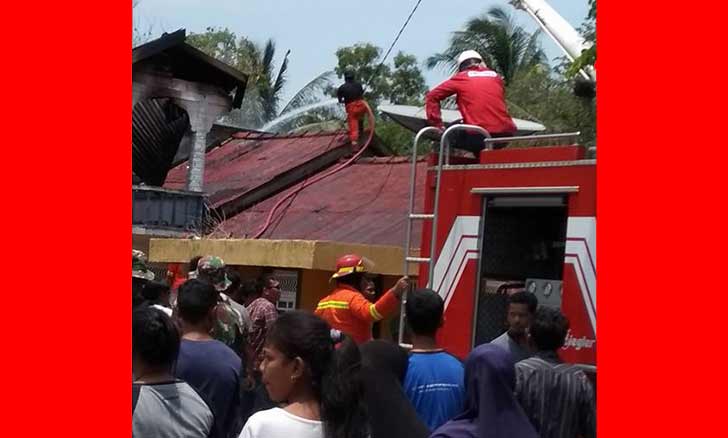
xmin=317 ymin=300 xmax=350 ymax=310
xmin=369 ymin=304 xmax=383 ymax=321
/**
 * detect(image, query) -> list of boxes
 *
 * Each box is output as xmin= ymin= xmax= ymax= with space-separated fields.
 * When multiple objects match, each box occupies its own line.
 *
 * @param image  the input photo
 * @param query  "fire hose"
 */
xmin=252 ymin=101 xmax=376 ymax=239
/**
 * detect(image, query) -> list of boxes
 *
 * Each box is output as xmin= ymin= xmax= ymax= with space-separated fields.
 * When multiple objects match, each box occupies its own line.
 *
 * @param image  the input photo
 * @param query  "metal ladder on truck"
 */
xmin=397 ymin=124 xmax=492 ymax=345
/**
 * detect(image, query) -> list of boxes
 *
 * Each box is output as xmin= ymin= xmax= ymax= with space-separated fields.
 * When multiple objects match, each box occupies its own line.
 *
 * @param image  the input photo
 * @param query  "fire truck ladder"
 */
xmin=398 ymin=124 xmax=491 ymax=345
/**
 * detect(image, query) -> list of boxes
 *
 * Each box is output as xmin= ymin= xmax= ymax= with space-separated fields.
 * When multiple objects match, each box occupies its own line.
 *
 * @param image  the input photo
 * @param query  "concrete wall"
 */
xmin=149 ymin=238 xmax=418 ymax=276
xmin=133 ymin=71 xmax=233 ymax=191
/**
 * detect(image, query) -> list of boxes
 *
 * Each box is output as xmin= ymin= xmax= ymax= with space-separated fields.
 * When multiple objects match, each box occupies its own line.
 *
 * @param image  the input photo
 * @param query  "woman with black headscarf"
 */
xmin=430 ymin=344 xmax=539 ymax=438
xmin=359 ymin=340 xmax=430 ymax=438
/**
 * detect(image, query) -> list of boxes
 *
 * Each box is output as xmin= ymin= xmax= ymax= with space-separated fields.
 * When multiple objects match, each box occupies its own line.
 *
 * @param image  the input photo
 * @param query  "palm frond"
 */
xmin=427 ymin=8 xmax=546 ymax=85
xmin=261 ymin=39 xmax=276 ymax=80
xmin=279 ymin=70 xmax=336 ymax=115
xmin=272 ymin=50 xmax=291 ymax=100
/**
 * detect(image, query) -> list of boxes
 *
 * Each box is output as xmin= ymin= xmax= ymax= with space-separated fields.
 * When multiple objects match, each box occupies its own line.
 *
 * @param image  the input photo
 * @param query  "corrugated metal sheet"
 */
xmin=132 ymin=98 xmax=190 ymax=186
xmin=132 ymin=185 xmax=205 ymax=230
xmin=217 ymin=157 xmax=427 ymax=247
xmin=164 ymin=131 xmax=350 ymax=207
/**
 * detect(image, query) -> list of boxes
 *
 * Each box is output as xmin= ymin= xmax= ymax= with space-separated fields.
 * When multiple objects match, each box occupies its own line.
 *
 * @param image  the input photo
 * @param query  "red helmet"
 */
xmin=331 ymin=254 xmax=370 ymax=280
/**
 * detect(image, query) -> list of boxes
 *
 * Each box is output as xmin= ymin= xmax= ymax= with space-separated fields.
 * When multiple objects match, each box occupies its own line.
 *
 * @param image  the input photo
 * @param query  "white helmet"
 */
xmin=457 ymin=50 xmax=484 ymax=67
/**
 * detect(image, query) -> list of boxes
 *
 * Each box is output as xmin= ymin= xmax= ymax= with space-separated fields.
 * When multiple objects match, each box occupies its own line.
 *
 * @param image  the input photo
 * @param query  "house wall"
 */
xmin=218 ymin=265 xmax=406 ymax=341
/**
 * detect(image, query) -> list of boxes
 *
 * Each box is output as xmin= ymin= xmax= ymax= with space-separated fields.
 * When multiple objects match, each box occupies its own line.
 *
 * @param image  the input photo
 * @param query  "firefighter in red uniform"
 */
xmin=337 ymin=70 xmax=368 ymax=148
xmin=425 ymin=50 xmax=517 ymax=153
xmin=316 ymin=254 xmax=409 ymax=344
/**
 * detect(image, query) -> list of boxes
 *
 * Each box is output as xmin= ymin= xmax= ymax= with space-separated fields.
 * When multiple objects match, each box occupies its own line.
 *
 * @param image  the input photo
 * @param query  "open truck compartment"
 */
xmin=475 ymin=199 xmax=569 ymax=345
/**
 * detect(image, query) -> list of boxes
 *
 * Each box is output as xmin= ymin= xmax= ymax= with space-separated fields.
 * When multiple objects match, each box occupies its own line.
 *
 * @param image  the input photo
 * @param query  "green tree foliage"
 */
xmin=332 ymin=44 xmax=429 ymax=154
xmin=132 ymin=1 xmax=153 ymax=47
xmin=187 ymin=27 xmax=334 ymax=129
xmin=334 ymin=44 xmax=391 ymax=106
xmin=506 ymin=66 xmax=596 ymax=146
xmin=427 ymin=6 xmax=546 ymax=85
xmin=566 ymin=0 xmax=596 ymax=78
xmin=388 ymin=53 xmax=428 ymax=105
xmin=187 ymin=28 xmax=289 ymax=125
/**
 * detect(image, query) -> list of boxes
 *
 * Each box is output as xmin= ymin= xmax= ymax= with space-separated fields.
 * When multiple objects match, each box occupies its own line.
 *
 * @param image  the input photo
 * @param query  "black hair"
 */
xmin=261 ymin=273 xmax=277 ymax=287
xmin=188 ymin=255 xmax=202 ymax=273
xmin=344 ymin=70 xmax=355 ymax=81
xmin=132 ymin=306 xmax=180 ymax=369
xmin=266 ymin=311 xmax=367 ymax=438
xmin=336 ymin=272 xmax=364 ymax=290
xmin=405 ymin=288 xmax=444 ymax=337
xmin=508 ymin=291 xmax=538 ymax=314
xmin=458 ymin=58 xmax=481 ymax=71
xmin=254 ymin=274 xmax=278 ymax=297
xmin=132 ymin=277 xmax=149 ymax=309
xmin=176 ymin=279 xmax=218 ymax=325
xmin=240 ymin=278 xmax=258 ymax=300
xmin=227 ymin=268 xmax=241 ymax=291
xmin=141 ymin=280 xmax=170 ymax=303
xmin=529 ymin=306 xmax=570 ymax=351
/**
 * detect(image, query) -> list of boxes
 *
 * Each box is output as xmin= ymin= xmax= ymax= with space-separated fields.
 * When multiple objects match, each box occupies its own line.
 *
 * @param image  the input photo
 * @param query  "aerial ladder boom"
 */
xmin=509 ymin=0 xmax=596 ymax=82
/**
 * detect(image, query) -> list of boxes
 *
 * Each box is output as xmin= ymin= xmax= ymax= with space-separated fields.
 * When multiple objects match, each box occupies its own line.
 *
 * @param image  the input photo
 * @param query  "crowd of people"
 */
xmin=132 ymin=249 xmax=595 ymax=438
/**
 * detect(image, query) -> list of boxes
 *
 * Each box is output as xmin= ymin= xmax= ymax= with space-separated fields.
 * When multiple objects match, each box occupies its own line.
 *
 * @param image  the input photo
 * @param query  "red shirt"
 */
xmin=425 ymin=66 xmax=516 ymax=135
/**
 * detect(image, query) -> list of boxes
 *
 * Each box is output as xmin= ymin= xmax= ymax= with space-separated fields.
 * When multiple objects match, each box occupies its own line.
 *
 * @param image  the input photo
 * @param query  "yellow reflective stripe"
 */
xmin=335 ymin=265 xmax=367 ymax=275
xmin=335 ymin=266 xmax=356 ymax=275
xmin=317 ymin=303 xmax=350 ymax=310
xmin=369 ymin=304 xmax=383 ymax=321
xmin=317 ymin=300 xmax=350 ymax=310
xmin=318 ymin=300 xmax=349 ymax=306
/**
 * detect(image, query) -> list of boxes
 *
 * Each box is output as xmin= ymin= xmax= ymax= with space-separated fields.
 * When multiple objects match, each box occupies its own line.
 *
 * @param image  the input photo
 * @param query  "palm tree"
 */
xmin=187 ymin=29 xmax=336 ymax=129
xmin=232 ymin=42 xmax=342 ymax=130
xmin=427 ymin=6 xmax=546 ymax=85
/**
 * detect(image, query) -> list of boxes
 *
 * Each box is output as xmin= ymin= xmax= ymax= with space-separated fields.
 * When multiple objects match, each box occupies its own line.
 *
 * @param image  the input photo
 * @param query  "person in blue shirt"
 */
xmin=403 ymin=288 xmax=465 ymax=431
xmin=174 ymin=279 xmax=243 ymax=438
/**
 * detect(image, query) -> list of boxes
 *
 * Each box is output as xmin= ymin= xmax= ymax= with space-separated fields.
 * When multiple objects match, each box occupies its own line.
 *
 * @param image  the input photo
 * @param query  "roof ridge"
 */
xmin=231 ymin=130 xmax=346 ymax=141
xmin=352 ymin=156 xmax=428 ymax=164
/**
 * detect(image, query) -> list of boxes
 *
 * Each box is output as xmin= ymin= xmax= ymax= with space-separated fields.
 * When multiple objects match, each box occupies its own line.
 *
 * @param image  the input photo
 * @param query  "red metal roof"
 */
xmin=216 ymin=156 xmax=427 ymax=247
xmin=164 ymin=131 xmax=350 ymax=207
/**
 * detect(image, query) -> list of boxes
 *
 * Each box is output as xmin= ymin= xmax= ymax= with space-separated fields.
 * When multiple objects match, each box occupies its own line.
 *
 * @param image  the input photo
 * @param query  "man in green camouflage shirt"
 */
xmin=132 ymin=249 xmax=155 ymax=308
xmin=195 ymin=256 xmax=246 ymax=355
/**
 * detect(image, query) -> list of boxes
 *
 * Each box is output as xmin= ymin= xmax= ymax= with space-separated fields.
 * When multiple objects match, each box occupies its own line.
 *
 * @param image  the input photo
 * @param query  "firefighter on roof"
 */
xmin=425 ymin=50 xmax=517 ymax=154
xmin=316 ymin=254 xmax=409 ymax=344
xmin=337 ymin=69 xmax=368 ymax=148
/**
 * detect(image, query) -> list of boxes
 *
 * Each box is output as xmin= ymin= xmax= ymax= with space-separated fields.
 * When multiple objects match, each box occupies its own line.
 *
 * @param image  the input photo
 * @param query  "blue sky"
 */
xmin=134 ymin=0 xmax=589 ymax=104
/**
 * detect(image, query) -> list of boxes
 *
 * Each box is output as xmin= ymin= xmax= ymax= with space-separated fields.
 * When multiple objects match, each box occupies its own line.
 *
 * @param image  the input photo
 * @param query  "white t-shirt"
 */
xmin=240 ymin=407 xmax=323 ymax=438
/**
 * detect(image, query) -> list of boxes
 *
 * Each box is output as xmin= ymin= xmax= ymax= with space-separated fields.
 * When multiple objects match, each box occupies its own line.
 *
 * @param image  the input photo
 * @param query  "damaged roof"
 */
xmin=215 ymin=156 xmax=427 ymax=247
xmin=133 ymin=29 xmax=248 ymax=100
xmin=164 ymin=131 xmax=353 ymax=218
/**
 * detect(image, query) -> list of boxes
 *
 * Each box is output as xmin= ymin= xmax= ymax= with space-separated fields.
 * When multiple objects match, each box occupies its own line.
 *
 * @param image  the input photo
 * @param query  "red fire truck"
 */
xmin=398 ymin=125 xmax=596 ymax=371
xmin=385 ymin=0 xmax=597 ymax=372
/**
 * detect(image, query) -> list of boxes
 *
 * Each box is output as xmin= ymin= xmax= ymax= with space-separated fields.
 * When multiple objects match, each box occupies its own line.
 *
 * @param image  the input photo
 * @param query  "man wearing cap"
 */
xmin=316 ymin=254 xmax=409 ymax=344
xmin=195 ymin=255 xmax=246 ymax=355
xmin=132 ymin=249 xmax=155 ymax=309
xmin=425 ymin=49 xmax=516 ymax=154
